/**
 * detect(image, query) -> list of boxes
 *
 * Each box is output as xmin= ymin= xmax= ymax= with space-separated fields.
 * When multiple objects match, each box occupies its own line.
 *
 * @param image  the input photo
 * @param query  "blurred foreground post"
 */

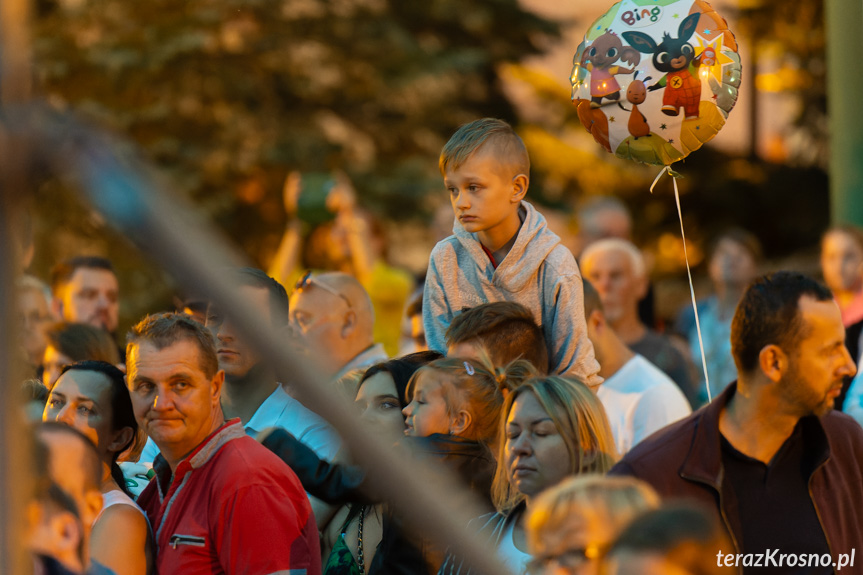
xmin=0 ymin=0 xmax=33 ymax=569
xmin=826 ymin=0 xmax=863 ymax=226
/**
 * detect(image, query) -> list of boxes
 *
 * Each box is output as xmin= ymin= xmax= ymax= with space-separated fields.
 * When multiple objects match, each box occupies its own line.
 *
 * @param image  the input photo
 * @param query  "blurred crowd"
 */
xmin=16 ymin=118 xmax=863 ymax=575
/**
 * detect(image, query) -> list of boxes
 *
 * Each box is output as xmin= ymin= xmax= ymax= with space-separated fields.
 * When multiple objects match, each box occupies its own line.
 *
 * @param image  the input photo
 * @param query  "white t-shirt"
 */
xmin=497 ymin=518 xmax=532 ymax=575
xmin=598 ymin=354 xmax=692 ymax=455
xmin=95 ymin=489 xmax=146 ymax=523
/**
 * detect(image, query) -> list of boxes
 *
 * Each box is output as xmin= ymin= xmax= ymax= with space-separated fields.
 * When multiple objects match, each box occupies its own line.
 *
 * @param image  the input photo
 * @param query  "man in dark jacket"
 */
xmin=610 ymin=271 xmax=863 ymax=572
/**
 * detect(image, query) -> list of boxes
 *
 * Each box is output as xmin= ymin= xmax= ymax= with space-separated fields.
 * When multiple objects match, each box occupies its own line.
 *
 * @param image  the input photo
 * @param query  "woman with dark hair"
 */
xmin=42 ymin=322 xmax=120 ymax=389
xmin=321 ymin=350 xmax=443 ymax=575
xmin=43 ymin=360 xmax=153 ymax=575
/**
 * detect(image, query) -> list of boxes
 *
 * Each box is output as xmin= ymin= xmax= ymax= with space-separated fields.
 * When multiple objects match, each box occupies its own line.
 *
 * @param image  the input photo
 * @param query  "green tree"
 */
xmin=33 ymin=0 xmax=559 ymax=257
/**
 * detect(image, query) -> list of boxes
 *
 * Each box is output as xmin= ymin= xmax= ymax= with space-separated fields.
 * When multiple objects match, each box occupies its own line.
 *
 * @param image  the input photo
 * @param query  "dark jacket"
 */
xmin=609 ymin=383 xmax=863 ymax=565
xmin=261 ymin=428 xmax=372 ymax=505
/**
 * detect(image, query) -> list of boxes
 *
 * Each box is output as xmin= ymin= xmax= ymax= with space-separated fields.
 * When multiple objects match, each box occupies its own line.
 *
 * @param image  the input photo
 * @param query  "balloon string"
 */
xmin=650 ymin=166 xmax=669 ymax=193
xmin=668 ymin=171 xmax=712 ymax=404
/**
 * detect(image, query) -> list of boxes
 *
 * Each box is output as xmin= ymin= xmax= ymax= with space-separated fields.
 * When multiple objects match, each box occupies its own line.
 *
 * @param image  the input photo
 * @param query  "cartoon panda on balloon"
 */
xmin=571 ymin=0 xmax=741 ymax=166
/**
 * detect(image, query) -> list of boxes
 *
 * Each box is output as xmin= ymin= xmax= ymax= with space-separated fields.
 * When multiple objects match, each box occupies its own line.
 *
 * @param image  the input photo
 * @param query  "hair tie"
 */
xmin=464 ymin=361 xmax=475 ymax=375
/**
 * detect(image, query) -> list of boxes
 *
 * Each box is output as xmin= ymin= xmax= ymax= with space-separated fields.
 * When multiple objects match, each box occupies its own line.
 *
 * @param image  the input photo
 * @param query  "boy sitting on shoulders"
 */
xmin=423 ymin=118 xmax=601 ymax=386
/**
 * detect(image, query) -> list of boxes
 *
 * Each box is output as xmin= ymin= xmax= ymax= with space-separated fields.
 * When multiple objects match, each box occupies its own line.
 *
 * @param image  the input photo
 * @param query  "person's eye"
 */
xmin=77 ymin=404 xmax=94 ymax=415
xmin=468 ymin=184 xmax=480 ymax=192
xmin=447 ymin=187 xmax=458 ymax=196
xmin=173 ymin=380 xmax=189 ymax=390
xmin=380 ymin=400 xmax=399 ymax=410
xmin=47 ymin=398 xmax=63 ymax=409
xmin=135 ymin=382 xmax=154 ymax=394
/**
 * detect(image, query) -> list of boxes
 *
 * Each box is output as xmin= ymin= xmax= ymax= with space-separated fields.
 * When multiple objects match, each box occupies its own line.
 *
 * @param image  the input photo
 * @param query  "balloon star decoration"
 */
xmin=570 ymin=0 xmax=741 ymax=401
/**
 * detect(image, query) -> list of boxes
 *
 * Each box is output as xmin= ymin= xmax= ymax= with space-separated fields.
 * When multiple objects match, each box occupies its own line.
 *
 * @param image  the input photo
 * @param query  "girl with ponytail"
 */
xmin=402 ymin=356 xmax=537 ymax=509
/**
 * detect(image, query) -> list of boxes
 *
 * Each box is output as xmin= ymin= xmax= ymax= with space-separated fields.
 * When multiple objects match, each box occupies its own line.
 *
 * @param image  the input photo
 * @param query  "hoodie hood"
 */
xmin=452 ymin=201 xmax=561 ymax=294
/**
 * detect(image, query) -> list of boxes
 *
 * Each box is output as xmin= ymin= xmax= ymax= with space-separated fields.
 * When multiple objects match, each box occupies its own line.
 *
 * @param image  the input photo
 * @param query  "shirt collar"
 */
xmin=153 ymin=418 xmax=245 ymax=497
xmin=335 ymin=343 xmax=388 ymax=381
xmin=244 ymin=384 xmax=291 ymax=436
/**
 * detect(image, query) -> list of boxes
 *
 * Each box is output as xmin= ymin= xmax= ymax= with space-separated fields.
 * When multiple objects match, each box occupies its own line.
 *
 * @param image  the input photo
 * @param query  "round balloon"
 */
xmin=570 ymin=0 xmax=740 ymax=166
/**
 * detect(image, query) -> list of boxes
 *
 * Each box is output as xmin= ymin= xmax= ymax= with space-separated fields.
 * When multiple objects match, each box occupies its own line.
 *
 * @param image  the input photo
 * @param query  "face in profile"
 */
xmin=288 ymin=284 xmax=351 ymax=369
xmin=57 ymin=268 xmax=120 ymax=334
xmin=821 ymin=230 xmax=863 ymax=294
xmin=211 ymin=284 xmax=270 ymax=380
xmin=504 ymin=391 xmax=572 ymax=500
xmin=781 ymin=297 xmax=856 ymax=417
xmin=402 ymin=372 xmax=451 ymax=437
xmin=355 ymin=371 xmax=405 ymax=442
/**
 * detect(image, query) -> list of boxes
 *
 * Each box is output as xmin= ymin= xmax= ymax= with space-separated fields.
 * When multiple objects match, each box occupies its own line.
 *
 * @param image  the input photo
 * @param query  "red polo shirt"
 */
xmin=138 ymin=419 xmax=321 ymax=575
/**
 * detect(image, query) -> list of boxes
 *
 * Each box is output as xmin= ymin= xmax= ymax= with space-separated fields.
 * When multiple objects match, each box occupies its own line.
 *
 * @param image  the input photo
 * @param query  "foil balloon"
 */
xmin=571 ymin=0 xmax=740 ymax=166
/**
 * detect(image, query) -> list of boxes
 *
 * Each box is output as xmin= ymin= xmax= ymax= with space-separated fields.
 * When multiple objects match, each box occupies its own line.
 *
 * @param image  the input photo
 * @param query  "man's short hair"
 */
xmin=232 ymin=267 xmax=290 ymax=326
xmin=126 ymin=312 xmax=218 ymax=378
xmin=731 ymin=271 xmax=834 ymax=374
xmin=46 ymin=322 xmax=120 ymax=365
xmin=439 ymin=118 xmax=529 ymax=178
xmin=445 ymin=302 xmax=549 ymax=373
xmin=582 ymin=279 xmax=604 ymax=318
xmin=609 ymin=503 xmax=729 ymax=561
xmin=580 ymin=238 xmax=646 ymax=279
xmin=50 ymin=256 xmax=115 ymax=295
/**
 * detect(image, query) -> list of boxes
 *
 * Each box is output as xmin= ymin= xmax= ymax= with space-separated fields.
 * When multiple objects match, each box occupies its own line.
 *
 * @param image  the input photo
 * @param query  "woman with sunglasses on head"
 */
xmin=438 ymin=376 xmax=618 ymax=575
xmin=43 ymin=360 xmax=154 ymax=575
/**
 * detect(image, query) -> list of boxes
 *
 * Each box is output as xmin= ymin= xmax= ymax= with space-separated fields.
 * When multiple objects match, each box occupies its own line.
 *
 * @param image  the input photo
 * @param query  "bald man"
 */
xmin=289 ymin=271 xmax=387 ymax=393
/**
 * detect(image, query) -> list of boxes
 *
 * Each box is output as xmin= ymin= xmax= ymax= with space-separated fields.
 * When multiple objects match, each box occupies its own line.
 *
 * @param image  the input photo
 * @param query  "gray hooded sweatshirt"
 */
xmin=423 ymin=201 xmax=602 ymax=386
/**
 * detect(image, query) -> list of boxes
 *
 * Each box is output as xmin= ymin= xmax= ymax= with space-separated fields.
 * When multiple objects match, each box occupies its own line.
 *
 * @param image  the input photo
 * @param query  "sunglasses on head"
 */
xmin=293 ymin=270 xmax=352 ymax=309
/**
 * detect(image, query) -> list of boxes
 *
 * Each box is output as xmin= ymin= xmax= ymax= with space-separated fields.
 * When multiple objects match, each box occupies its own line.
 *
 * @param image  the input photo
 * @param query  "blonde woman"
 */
xmin=525 ymin=475 xmax=660 ymax=575
xmin=438 ymin=376 xmax=618 ymax=575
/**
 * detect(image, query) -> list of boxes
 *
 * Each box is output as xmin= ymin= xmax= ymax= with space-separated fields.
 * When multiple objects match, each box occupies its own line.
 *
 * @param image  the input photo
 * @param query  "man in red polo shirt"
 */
xmin=127 ymin=312 xmax=320 ymax=575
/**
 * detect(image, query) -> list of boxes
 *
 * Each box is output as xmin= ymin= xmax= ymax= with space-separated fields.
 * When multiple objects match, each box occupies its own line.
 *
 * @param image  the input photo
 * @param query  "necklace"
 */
xmin=357 ymin=505 xmax=365 ymax=574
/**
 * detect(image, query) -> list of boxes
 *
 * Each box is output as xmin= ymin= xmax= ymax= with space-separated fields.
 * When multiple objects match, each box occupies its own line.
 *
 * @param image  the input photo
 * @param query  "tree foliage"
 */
xmin=33 ymin=0 xmax=559 ymax=242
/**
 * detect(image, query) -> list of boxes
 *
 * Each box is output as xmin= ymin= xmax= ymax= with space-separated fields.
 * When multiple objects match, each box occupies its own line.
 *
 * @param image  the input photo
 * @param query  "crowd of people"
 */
xmin=16 ymin=118 xmax=863 ymax=575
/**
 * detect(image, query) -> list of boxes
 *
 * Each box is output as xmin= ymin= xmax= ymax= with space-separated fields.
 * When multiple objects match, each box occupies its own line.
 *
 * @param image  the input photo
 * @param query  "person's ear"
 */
xmin=107 ymin=426 xmax=135 ymax=455
xmin=211 ymin=369 xmax=225 ymax=404
xmin=758 ymin=345 xmax=786 ymax=383
xmin=341 ymin=310 xmax=357 ymax=338
xmin=52 ymin=509 xmax=84 ymax=557
xmin=588 ymin=309 xmax=604 ymax=331
xmin=511 ymin=174 xmax=529 ymax=203
xmin=51 ymin=297 xmax=64 ymax=321
xmin=449 ymin=410 xmax=472 ymax=436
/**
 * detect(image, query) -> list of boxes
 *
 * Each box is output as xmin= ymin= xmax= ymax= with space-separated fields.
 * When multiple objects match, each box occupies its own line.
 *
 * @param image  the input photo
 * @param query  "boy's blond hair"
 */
xmin=439 ymin=118 xmax=530 ymax=178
